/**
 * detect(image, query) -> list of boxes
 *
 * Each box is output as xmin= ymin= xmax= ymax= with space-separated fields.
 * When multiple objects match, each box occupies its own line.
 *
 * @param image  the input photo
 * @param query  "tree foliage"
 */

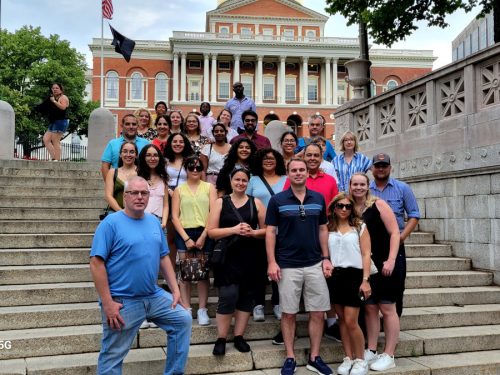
xmin=0 ymin=26 xmax=98 ymax=138
xmin=324 ymin=0 xmax=496 ymax=47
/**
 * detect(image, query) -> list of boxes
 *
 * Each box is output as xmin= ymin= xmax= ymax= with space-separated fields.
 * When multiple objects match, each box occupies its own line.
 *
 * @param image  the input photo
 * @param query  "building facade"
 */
xmin=89 ymin=0 xmax=435 ymax=139
xmin=452 ymin=12 xmax=495 ymax=62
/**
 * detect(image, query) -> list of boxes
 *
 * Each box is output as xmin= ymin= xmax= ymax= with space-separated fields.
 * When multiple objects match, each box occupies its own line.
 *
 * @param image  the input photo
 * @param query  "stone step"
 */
xmin=0 ymin=264 xmax=91 ymax=285
xmin=3 ymin=349 xmax=500 ymax=375
xmin=0 ymin=221 xmax=99 ymax=235
xmin=406 ymin=257 xmax=470 ymax=272
xmin=0 ymin=159 xmax=101 ymax=171
xmin=0 ymin=176 xmax=103 ymax=188
xmin=405 ymin=270 xmax=493 ymax=289
xmin=0 ymin=248 xmax=90 ymax=265
xmin=404 ymin=286 xmax=500 ymax=307
xmin=0 ymin=185 xmax=103 ymax=198
xmin=0 ymin=234 xmax=95 ymax=249
xmin=0 ymin=208 xmax=102 ymax=220
xmin=0 ymin=197 xmax=105 ymax=209
xmin=0 ymin=166 xmax=101 ymax=179
xmin=404 ymin=244 xmax=452 ymax=257
xmin=405 ymin=232 xmax=434 ymax=244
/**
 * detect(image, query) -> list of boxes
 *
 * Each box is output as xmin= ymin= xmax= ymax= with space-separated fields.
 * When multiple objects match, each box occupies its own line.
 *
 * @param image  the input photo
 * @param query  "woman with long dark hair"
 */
xmin=200 ymin=123 xmax=231 ymax=185
xmin=216 ymin=138 xmax=256 ymax=196
xmin=152 ymin=115 xmax=171 ymax=154
xmin=279 ymin=131 xmax=298 ymax=166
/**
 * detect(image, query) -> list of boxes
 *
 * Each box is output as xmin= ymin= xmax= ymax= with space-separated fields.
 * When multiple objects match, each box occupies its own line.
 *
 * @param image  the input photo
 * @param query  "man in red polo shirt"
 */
xmin=283 ymin=143 xmax=338 ymax=206
xmin=230 ymin=110 xmax=272 ymax=150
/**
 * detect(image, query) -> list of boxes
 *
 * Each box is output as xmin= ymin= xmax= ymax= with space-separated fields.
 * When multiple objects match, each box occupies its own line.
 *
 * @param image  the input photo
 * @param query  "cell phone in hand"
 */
xmin=358 ymin=291 xmax=365 ymax=301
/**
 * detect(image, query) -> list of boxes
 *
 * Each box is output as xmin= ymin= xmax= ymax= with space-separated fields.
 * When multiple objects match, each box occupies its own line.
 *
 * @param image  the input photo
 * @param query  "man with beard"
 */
xmin=225 ymin=82 xmax=257 ymax=132
xmin=369 ymin=153 xmax=420 ymax=317
xmin=296 ymin=115 xmax=336 ymax=162
xmin=100 ymin=114 xmax=149 ymax=179
xmin=230 ymin=110 xmax=271 ymax=150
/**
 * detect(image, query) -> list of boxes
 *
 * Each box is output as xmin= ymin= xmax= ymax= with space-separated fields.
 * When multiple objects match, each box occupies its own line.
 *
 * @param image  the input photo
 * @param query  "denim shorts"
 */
xmin=174 ymin=227 xmax=213 ymax=253
xmin=48 ymin=119 xmax=69 ymax=133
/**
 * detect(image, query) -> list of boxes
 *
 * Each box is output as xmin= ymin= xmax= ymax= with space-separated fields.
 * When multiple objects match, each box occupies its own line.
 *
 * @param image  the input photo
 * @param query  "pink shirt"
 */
xmin=283 ymin=172 xmax=338 ymax=206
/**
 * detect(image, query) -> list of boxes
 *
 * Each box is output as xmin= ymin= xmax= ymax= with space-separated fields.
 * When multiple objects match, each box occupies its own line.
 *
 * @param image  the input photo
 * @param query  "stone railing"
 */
xmin=334 ymin=43 xmax=500 ymax=283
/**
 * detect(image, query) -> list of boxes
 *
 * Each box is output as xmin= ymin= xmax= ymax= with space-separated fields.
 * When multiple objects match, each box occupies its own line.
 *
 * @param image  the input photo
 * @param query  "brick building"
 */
xmin=89 ymin=0 xmax=435 ymax=140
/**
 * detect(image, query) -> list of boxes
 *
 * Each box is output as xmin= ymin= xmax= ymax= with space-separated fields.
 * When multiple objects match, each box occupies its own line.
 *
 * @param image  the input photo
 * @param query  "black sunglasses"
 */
xmin=299 ymin=205 xmax=306 ymax=221
xmin=335 ymin=203 xmax=353 ymax=210
xmin=187 ymin=164 xmax=203 ymax=172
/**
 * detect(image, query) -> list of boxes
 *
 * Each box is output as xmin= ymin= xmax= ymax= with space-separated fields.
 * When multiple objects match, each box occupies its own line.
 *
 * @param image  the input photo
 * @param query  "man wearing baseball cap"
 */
xmin=369 ymin=153 xmax=420 ymax=317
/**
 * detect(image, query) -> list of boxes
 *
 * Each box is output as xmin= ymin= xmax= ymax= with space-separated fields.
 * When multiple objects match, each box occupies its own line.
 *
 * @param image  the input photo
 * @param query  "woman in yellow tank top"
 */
xmin=171 ymin=155 xmax=217 ymax=326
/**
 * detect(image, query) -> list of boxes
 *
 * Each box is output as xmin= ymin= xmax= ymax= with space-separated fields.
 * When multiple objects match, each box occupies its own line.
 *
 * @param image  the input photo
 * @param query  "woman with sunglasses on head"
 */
xmin=200 ymin=123 xmax=231 ymax=185
xmin=216 ymin=138 xmax=256 ymax=197
xmin=152 ymin=115 xmax=171 ymax=155
xmin=207 ymin=168 xmax=267 ymax=356
xmin=184 ymin=112 xmax=210 ymax=156
xmin=104 ymin=141 xmax=138 ymax=212
xmin=247 ymin=148 xmax=287 ymax=323
xmin=163 ymin=133 xmax=195 ymax=266
xmin=171 ymin=155 xmax=217 ymax=326
xmin=136 ymin=144 xmax=170 ymax=329
xmin=280 ymin=131 xmax=298 ymax=166
xmin=134 ymin=108 xmax=157 ymax=140
xmin=327 ymin=192 xmax=372 ymax=375
xmin=169 ymin=110 xmax=184 ymax=135
xmin=349 ymin=173 xmax=401 ymax=372
xmin=213 ymin=109 xmax=238 ymax=143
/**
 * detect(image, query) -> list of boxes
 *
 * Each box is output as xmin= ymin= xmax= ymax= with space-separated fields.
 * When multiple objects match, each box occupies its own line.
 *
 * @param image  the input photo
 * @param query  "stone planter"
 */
xmin=345 ymin=58 xmax=372 ymax=100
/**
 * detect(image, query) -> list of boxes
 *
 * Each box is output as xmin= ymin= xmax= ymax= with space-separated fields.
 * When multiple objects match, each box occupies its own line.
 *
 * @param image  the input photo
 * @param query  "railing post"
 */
xmin=0 ymin=100 xmax=15 ymax=160
xmin=87 ymin=108 xmax=115 ymax=162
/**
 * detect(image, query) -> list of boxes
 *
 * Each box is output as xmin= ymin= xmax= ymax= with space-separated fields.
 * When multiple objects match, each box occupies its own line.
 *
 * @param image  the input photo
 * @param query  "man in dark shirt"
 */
xmin=230 ymin=110 xmax=272 ymax=150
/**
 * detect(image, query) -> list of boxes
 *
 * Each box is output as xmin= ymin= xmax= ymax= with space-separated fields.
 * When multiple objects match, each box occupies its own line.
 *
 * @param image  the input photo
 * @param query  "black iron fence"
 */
xmin=14 ymin=135 xmax=87 ymax=162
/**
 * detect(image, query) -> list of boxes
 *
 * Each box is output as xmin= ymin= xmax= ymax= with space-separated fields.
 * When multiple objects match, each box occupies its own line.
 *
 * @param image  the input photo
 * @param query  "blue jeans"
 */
xmin=97 ymin=289 xmax=192 ymax=375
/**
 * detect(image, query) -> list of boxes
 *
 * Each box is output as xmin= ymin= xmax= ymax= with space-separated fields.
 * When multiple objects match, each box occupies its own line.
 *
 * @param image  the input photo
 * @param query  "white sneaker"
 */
xmin=197 ymin=308 xmax=210 ymax=326
xmin=336 ymin=356 xmax=352 ymax=375
xmin=253 ymin=305 xmax=265 ymax=322
xmin=273 ymin=305 xmax=282 ymax=320
xmin=140 ymin=320 xmax=149 ymax=329
xmin=370 ymin=353 xmax=395 ymax=371
xmin=364 ymin=349 xmax=378 ymax=364
xmin=149 ymin=322 xmax=158 ymax=328
xmin=349 ymin=358 xmax=368 ymax=375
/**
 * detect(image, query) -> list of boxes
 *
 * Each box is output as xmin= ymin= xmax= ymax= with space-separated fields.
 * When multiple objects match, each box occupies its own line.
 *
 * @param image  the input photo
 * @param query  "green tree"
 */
xmin=324 ymin=0 xmax=497 ymax=47
xmin=0 ymin=26 xmax=98 ymax=143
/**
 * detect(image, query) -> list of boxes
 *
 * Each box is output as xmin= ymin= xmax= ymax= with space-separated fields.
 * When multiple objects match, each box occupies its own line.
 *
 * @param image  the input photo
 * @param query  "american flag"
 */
xmin=102 ymin=0 xmax=113 ymax=20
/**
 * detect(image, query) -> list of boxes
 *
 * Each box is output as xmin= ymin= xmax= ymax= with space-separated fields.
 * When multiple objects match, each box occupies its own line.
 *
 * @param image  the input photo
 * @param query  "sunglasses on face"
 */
xmin=335 ymin=203 xmax=353 ymax=210
xmin=187 ymin=164 xmax=203 ymax=172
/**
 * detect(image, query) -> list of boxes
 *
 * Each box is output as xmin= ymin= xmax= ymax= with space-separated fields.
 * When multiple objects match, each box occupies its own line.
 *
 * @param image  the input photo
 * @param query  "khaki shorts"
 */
xmin=278 ymin=262 xmax=330 ymax=314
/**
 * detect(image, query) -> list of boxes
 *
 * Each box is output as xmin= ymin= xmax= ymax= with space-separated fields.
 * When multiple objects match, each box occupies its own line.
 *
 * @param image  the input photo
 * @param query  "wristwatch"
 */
xmin=321 ymin=256 xmax=331 ymax=261
xmin=362 ymin=276 xmax=370 ymax=282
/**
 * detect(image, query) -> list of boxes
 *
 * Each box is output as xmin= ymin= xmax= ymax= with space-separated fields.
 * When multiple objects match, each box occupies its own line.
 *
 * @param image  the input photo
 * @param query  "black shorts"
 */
xmin=217 ymin=283 xmax=255 ymax=314
xmin=366 ymin=265 xmax=405 ymax=304
xmin=327 ymin=267 xmax=364 ymax=308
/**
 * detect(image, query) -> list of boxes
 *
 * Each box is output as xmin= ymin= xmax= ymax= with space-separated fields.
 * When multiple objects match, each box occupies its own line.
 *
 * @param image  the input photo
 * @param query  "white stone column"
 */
xmin=0 ymin=101 xmax=15 ymax=160
xmin=279 ymin=55 xmax=286 ymax=104
xmin=233 ymin=54 xmax=240 ymax=83
xmin=325 ymin=58 xmax=331 ymax=105
xmin=301 ymin=56 xmax=308 ymax=105
xmin=256 ymin=55 xmax=263 ymax=104
xmin=172 ymin=52 xmax=179 ymax=102
xmin=332 ymin=58 xmax=338 ymax=106
xmin=210 ymin=54 xmax=217 ymax=102
xmin=203 ymin=53 xmax=210 ymax=101
xmin=180 ymin=53 xmax=187 ymax=102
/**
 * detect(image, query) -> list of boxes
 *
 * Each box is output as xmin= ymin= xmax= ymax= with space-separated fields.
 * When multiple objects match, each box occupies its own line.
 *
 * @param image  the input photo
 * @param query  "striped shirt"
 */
xmin=370 ymin=178 xmax=420 ymax=231
xmin=332 ymin=152 xmax=372 ymax=193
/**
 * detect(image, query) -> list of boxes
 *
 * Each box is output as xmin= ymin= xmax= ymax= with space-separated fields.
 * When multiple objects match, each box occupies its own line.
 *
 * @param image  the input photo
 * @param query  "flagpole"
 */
xmin=100 ymin=5 xmax=104 ymax=108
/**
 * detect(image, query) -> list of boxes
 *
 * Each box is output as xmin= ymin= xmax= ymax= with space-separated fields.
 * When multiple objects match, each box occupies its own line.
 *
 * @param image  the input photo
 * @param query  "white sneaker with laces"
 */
xmin=140 ymin=320 xmax=149 ymax=329
xmin=273 ymin=305 xmax=282 ymax=320
xmin=349 ymin=358 xmax=368 ymax=375
xmin=253 ymin=305 xmax=265 ymax=322
xmin=149 ymin=322 xmax=158 ymax=328
xmin=336 ymin=356 xmax=352 ymax=375
xmin=197 ymin=308 xmax=210 ymax=326
xmin=364 ymin=349 xmax=378 ymax=364
xmin=370 ymin=353 xmax=395 ymax=371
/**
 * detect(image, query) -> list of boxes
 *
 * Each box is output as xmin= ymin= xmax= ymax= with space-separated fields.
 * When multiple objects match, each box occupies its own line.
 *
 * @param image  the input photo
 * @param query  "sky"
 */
xmin=1 ymin=0 xmax=480 ymax=70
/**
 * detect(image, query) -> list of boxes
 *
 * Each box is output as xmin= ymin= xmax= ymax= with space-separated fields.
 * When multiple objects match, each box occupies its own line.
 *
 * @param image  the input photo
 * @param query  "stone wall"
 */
xmin=334 ymin=43 xmax=500 ymax=284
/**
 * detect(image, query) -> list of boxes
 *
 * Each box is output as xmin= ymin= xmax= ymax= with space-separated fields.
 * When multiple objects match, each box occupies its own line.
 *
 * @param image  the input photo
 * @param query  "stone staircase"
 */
xmin=1 ymin=160 xmax=500 ymax=374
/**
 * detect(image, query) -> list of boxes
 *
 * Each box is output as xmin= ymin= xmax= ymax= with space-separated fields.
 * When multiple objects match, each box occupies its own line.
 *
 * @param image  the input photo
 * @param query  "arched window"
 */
xmin=155 ymin=73 xmax=168 ymax=103
xmin=131 ymin=72 xmax=143 ymax=100
xmin=105 ymin=71 xmax=119 ymax=104
xmin=386 ymin=79 xmax=398 ymax=91
xmin=126 ymin=72 xmax=147 ymax=107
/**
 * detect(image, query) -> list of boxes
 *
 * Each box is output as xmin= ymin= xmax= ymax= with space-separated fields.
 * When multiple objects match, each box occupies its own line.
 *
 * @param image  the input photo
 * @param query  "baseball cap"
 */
xmin=372 ymin=153 xmax=391 ymax=165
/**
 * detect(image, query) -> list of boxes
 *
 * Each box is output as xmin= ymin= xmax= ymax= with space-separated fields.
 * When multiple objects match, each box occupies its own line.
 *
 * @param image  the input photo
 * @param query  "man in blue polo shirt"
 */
xmin=295 ymin=115 xmax=336 ymax=162
xmin=266 ymin=157 xmax=333 ymax=375
xmin=224 ymin=81 xmax=257 ymax=132
xmin=100 ymin=114 xmax=150 ymax=179
xmin=370 ymin=153 xmax=420 ymax=317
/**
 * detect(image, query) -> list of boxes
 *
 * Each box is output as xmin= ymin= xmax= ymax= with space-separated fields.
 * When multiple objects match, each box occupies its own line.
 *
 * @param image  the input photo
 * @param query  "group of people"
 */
xmin=91 ymin=81 xmax=420 ymax=375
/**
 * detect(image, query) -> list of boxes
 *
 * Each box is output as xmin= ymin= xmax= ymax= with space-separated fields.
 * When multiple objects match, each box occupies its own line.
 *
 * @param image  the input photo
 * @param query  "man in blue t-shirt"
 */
xmin=295 ymin=115 xmax=336 ymax=162
xmin=90 ymin=176 xmax=191 ymax=375
xmin=266 ymin=158 xmax=334 ymax=375
xmin=100 ymin=114 xmax=149 ymax=179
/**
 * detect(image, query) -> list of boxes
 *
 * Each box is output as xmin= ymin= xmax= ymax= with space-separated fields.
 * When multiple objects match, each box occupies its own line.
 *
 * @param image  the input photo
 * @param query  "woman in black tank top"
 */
xmin=350 ymin=173 xmax=401 ymax=371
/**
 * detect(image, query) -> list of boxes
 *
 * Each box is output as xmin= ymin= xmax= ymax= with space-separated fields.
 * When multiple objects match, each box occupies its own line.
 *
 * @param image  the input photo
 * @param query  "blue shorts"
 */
xmin=174 ymin=227 xmax=213 ymax=253
xmin=48 ymin=119 xmax=69 ymax=133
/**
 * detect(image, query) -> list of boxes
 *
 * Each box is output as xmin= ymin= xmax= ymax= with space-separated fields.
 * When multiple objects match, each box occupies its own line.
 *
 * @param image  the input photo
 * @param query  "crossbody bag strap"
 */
xmin=113 ymin=168 xmax=118 ymax=184
xmin=259 ymin=176 xmax=275 ymax=197
xmin=224 ymin=195 xmax=245 ymax=222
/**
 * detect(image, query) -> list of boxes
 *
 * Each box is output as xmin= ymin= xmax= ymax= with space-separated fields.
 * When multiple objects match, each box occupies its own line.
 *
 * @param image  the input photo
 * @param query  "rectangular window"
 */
xmin=218 ymin=61 xmax=231 ymax=70
xmin=218 ymin=74 xmax=231 ymax=100
xmin=479 ymin=20 xmax=487 ymax=49
xmin=285 ymin=77 xmax=296 ymax=101
xmin=155 ymin=74 xmax=168 ymax=103
xmin=308 ymin=64 xmax=319 ymax=73
xmin=263 ymin=76 xmax=275 ymax=100
xmin=308 ymin=77 xmax=318 ymax=102
xmin=283 ymin=29 xmax=294 ymax=41
xmin=241 ymin=27 xmax=252 ymax=39
xmin=188 ymin=60 xmax=201 ymax=69
xmin=241 ymin=75 xmax=254 ymax=100
xmin=188 ymin=78 xmax=201 ymax=101
xmin=337 ymin=83 xmax=346 ymax=105
xmin=263 ymin=28 xmax=273 ymax=40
